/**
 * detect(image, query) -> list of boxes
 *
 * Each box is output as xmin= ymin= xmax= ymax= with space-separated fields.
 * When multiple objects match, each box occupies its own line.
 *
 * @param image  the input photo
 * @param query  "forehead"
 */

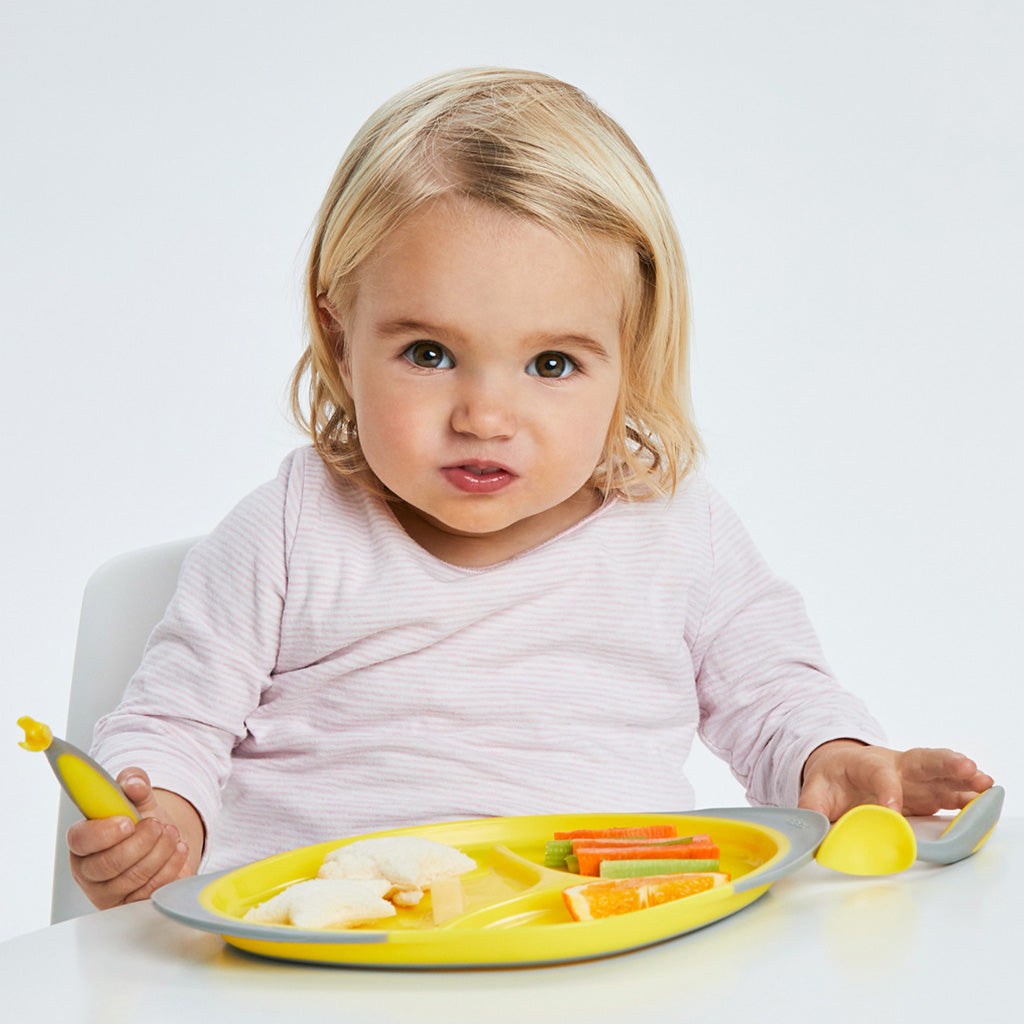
xmin=349 ymin=196 xmax=635 ymax=334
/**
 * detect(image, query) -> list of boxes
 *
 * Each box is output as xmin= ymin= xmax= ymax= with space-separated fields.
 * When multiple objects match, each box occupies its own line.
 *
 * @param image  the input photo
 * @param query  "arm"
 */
xmin=88 ymin=456 xmax=296 ymax=861
xmin=692 ymin=486 xmax=887 ymax=807
xmin=798 ymin=739 xmax=994 ymax=820
xmin=67 ymin=768 xmax=205 ymax=908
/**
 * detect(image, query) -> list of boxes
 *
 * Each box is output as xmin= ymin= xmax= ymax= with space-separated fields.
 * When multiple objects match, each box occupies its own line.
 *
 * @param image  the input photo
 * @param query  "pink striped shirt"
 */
xmin=92 ymin=447 xmax=884 ymax=871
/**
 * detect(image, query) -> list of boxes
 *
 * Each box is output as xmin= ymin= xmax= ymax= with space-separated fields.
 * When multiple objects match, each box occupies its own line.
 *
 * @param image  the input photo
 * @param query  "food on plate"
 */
xmin=552 ymin=825 xmax=678 ymax=841
xmin=428 ymin=876 xmax=467 ymax=925
xmin=317 ymin=835 xmax=477 ymax=907
xmin=543 ymin=823 xmax=724 ymax=895
xmin=574 ymin=836 xmax=720 ymax=876
xmin=546 ymin=832 xmax=720 ymax=876
xmin=570 ymin=834 xmax=705 ymax=848
xmin=243 ymin=878 xmax=395 ymax=929
xmin=598 ymin=857 xmax=720 ymax=878
xmin=540 ymin=827 xmax=700 ymax=868
xmin=241 ymin=822 xmax=727 ymax=932
xmin=242 ymin=835 xmax=477 ymax=929
xmin=562 ymin=873 xmax=730 ymax=921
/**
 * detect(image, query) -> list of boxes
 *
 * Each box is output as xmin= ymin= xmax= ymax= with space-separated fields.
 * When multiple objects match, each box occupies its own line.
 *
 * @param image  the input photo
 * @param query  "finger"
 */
xmin=125 ymin=834 xmax=191 ymax=902
xmin=952 ymin=790 xmax=986 ymax=809
xmin=798 ymin=775 xmax=834 ymax=817
xmin=947 ymin=753 xmax=983 ymax=781
xmin=78 ymin=822 xmax=184 ymax=905
xmin=72 ymin=816 xmax=167 ymax=885
xmin=798 ymin=775 xmax=856 ymax=822
xmin=947 ymin=760 xmax=994 ymax=791
xmin=903 ymin=785 xmax=991 ymax=816
xmin=116 ymin=767 xmax=163 ymax=817
xmin=897 ymin=751 xmax=994 ymax=814
xmin=117 ymin=824 xmax=187 ymax=902
xmin=965 ymin=771 xmax=995 ymax=792
xmin=66 ymin=815 xmax=135 ymax=857
xmin=899 ymin=748 xmax=973 ymax=783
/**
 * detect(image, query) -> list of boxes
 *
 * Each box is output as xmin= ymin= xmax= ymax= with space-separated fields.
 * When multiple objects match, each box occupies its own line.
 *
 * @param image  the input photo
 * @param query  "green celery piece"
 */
xmin=544 ymin=839 xmax=573 ymax=867
xmin=598 ymin=858 xmax=720 ymax=879
xmin=565 ymin=853 xmax=580 ymax=873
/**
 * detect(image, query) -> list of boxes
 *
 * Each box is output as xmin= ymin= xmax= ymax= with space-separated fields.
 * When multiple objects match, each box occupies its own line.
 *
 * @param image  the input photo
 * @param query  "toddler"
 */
xmin=69 ymin=68 xmax=992 ymax=909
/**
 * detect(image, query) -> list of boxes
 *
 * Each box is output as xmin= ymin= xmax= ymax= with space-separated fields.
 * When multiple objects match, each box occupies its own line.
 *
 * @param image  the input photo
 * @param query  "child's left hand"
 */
xmin=798 ymin=739 xmax=995 ymax=821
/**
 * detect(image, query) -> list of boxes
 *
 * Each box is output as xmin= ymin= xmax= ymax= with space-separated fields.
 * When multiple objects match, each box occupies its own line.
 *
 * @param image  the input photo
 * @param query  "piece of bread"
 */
xmin=318 ymin=835 xmax=476 ymax=890
xmin=243 ymin=877 xmax=395 ymax=929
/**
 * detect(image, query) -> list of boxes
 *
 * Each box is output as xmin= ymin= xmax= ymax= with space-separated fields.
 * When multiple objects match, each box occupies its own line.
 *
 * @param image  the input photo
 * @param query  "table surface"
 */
xmin=2 ymin=817 xmax=1018 ymax=1024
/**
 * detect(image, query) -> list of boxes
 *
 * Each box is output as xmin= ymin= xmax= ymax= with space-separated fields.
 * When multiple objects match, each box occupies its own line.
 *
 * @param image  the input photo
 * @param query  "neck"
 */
xmin=390 ymin=488 xmax=604 ymax=568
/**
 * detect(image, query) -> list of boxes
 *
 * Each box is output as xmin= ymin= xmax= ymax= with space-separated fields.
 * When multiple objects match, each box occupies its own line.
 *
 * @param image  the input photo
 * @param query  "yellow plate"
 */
xmin=152 ymin=808 xmax=828 ymax=967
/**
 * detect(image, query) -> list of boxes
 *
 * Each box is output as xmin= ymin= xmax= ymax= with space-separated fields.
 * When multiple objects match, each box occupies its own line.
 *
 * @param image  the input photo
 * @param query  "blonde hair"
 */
xmin=291 ymin=67 xmax=702 ymax=499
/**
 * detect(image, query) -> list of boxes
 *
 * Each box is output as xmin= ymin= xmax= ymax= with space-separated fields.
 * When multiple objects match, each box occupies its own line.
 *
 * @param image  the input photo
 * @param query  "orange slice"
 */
xmin=562 ymin=872 xmax=730 ymax=921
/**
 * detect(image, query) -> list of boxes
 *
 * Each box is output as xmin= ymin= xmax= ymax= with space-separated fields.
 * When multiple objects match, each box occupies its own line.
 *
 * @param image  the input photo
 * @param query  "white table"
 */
xmin=2 ymin=818 xmax=1018 ymax=1024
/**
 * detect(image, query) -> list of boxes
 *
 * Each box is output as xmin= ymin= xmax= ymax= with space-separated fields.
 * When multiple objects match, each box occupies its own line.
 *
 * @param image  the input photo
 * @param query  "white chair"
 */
xmin=51 ymin=537 xmax=200 ymax=924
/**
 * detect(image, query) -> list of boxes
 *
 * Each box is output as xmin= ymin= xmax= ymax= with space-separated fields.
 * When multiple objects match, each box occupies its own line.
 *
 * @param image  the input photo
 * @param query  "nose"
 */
xmin=450 ymin=374 xmax=517 ymax=439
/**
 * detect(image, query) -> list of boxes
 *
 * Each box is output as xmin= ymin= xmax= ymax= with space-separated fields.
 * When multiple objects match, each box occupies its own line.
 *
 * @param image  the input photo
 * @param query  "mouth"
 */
xmin=441 ymin=462 xmax=517 ymax=494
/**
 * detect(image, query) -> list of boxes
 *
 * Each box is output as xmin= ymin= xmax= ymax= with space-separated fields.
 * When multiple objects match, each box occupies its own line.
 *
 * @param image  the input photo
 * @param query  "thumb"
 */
xmin=797 ymin=775 xmax=835 ymax=819
xmin=115 ymin=766 xmax=161 ymax=818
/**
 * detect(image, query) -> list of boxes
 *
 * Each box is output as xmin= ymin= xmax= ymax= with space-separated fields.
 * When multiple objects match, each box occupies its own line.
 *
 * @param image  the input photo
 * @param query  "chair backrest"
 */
xmin=52 ymin=537 xmax=200 ymax=924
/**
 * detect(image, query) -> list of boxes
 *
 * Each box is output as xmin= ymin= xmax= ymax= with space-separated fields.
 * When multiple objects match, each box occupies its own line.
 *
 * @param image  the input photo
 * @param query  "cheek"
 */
xmin=551 ymin=389 xmax=618 ymax=476
xmin=357 ymin=401 xmax=398 ymax=449
xmin=354 ymin=392 xmax=428 ymax=476
xmin=586 ymin=376 xmax=622 ymax=446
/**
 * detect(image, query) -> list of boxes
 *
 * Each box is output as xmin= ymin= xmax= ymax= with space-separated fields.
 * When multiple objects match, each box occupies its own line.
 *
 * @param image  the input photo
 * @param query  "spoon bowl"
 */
xmin=814 ymin=804 xmax=917 ymax=875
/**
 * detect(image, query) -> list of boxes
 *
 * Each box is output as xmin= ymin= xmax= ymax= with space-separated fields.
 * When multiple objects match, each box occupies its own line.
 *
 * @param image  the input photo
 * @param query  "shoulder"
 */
xmin=278 ymin=446 xmax=384 ymax=525
xmin=268 ymin=448 xmax=401 ymax=570
xmin=627 ymin=473 xmax=756 ymax=543
xmin=595 ymin=473 xmax=764 ymax=576
xmin=248 ymin=446 xmax=374 ymax=526
xmin=178 ymin=449 xmax=388 ymax=599
xmin=571 ymin=473 xmax=718 ymax=582
xmin=187 ymin=448 xmax=366 ymax=561
xmin=603 ymin=470 xmax=716 ymax=539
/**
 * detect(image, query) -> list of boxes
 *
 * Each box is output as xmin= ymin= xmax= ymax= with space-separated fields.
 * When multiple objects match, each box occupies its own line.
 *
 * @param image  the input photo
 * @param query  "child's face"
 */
xmin=336 ymin=196 xmax=626 ymax=565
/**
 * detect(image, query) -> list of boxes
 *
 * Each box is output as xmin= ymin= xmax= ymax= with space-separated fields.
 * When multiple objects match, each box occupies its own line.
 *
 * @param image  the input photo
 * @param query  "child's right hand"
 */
xmin=66 ymin=767 xmax=201 ymax=909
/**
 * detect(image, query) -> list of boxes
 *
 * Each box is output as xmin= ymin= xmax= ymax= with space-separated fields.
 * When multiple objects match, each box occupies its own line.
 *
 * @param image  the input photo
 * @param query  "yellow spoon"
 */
xmin=815 ymin=804 xmax=916 ymax=875
xmin=17 ymin=716 xmax=138 ymax=822
xmin=815 ymin=785 xmax=1004 ymax=875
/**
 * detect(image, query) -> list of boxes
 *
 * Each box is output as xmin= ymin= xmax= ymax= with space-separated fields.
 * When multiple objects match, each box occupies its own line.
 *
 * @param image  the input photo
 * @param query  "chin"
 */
xmin=430 ymin=512 xmax=520 ymax=538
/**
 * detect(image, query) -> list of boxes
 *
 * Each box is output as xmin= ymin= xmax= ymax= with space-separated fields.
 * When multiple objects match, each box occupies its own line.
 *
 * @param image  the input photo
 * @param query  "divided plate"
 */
xmin=153 ymin=807 xmax=828 ymax=967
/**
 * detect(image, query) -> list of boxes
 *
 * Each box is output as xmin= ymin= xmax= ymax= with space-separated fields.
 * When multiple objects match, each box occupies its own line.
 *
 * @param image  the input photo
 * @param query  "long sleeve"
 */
xmin=690 ymin=486 xmax=886 ymax=807
xmin=90 ymin=453 xmax=297 ymax=835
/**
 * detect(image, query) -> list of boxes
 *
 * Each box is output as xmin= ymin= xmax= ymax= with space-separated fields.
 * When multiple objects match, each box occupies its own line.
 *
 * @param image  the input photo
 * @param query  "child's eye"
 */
xmin=527 ymin=352 xmax=577 ymax=379
xmin=402 ymin=341 xmax=454 ymax=369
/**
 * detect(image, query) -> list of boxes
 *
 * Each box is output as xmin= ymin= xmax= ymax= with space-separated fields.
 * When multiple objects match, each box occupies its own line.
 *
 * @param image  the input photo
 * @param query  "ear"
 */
xmin=317 ymin=299 xmax=350 ymax=384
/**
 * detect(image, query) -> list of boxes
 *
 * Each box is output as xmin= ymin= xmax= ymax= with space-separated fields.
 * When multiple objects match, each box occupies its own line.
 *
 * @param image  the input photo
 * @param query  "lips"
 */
xmin=441 ymin=462 xmax=517 ymax=494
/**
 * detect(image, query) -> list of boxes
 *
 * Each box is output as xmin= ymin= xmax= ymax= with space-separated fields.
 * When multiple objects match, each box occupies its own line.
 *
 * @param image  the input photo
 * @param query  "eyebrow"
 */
xmin=373 ymin=318 xmax=615 ymax=361
xmin=375 ymin=318 xmax=447 ymax=339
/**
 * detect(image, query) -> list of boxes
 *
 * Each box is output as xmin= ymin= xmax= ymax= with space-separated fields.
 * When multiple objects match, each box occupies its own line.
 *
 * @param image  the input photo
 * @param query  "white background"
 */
xmin=2 ymin=1 xmax=1020 ymax=944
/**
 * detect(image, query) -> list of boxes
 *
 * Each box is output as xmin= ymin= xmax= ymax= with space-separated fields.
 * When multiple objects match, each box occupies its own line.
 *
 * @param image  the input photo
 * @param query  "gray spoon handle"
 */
xmin=915 ymin=785 xmax=1004 ymax=865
